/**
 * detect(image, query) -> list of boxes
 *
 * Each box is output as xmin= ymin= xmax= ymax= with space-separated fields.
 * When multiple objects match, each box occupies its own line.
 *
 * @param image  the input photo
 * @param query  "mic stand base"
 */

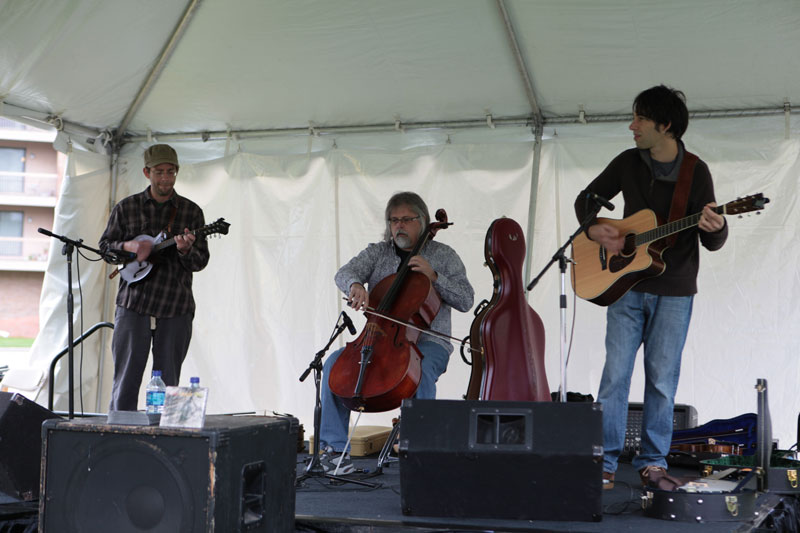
xmin=296 ymin=320 xmax=379 ymax=489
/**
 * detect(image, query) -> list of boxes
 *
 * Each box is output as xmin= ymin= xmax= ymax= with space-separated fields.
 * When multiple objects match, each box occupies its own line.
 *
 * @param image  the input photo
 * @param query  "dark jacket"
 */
xmin=574 ymin=146 xmax=728 ymax=296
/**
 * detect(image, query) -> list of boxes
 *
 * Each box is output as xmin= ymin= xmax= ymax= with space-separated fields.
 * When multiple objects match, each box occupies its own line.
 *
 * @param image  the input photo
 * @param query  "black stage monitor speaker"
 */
xmin=399 ymin=399 xmax=603 ymax=522
xmin=0 ymin=392 xmax=61 ymax=501
xmin=39 ymin=414 xmax=297 ymax=532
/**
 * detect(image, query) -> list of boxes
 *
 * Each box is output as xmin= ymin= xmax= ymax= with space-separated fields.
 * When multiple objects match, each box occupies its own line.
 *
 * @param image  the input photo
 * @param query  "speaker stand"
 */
xmin=373 ymin=417 xmax=400 ymax=475
xmin=296 ymin=315 xmax=378 ymax=489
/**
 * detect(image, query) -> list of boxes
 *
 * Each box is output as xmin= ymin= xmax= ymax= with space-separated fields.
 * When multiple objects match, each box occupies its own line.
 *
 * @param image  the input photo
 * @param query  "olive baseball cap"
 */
xmin=144 ymin=144 xmax=179 ymax=168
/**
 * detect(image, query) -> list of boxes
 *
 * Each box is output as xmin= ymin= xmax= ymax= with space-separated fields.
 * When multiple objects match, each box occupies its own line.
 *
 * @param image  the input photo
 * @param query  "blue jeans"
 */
xmin=319 ymin=340 xmax=449 ymax=452
xmin=598 ymin=291 xmax=693 ymax=473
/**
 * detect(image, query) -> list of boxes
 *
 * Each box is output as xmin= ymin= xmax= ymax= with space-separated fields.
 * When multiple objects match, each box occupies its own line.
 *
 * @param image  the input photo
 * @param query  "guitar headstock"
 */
xmin=723 ymin=193 xmax=770 ymax=216
xmin=197 ymin=218 xmax=231 ymax=238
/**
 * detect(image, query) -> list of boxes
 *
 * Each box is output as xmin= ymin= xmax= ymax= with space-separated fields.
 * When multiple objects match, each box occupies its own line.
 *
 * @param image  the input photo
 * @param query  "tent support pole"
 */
xmin=114 ymin=0 xmax=203 ymax=142
xmin=496 ymin=0 xmax=542 ymax=122
xmin=93 ymin=145 xmax=122 ymax=411
xmin=524 ymin=122 xmax=543 ymax=293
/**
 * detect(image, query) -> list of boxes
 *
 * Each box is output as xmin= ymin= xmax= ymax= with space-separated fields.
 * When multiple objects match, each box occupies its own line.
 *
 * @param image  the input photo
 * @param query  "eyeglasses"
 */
xmin=150 ymin=169 xmax=177 ymax=178
xmin=388 ymin=216 xmax=420 ymax=225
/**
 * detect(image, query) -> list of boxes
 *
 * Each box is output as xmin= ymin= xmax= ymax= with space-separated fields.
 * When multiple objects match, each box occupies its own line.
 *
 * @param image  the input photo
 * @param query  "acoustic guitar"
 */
xmin=571 ymin=193 xmax=769 ymax=306
xmin=116 ymin=217 xmax=230 ymax=283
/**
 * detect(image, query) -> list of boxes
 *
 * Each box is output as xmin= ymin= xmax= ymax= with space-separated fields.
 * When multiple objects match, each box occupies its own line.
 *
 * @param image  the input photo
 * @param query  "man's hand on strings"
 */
xmin=348 ymin=283 xmax=369 ymax=311
xmin=408 ymin=255 xmax=437 ymax=282
xmin=175 ymin=228 xmax=196 ymax=255
xmin=699 ymin=203 xmax=725 ymax=232
xmin=125 ymin=238 xmax=153 ymax=263
xmin=588 ymin=223 xmax=624 ymax=255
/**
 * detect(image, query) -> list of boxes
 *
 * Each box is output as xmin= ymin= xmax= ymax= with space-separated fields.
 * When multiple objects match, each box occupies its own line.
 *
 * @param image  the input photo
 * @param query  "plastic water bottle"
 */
xmin=189 ymin=376 xmax=200 ymax=389
xmin=145 ymin=370 xmax=167 ymax=414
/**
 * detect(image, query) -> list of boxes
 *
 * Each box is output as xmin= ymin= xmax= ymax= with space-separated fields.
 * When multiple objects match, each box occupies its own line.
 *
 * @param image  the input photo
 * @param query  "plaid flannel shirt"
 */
xmin=99 ymin=187 xmax=210 ymax=318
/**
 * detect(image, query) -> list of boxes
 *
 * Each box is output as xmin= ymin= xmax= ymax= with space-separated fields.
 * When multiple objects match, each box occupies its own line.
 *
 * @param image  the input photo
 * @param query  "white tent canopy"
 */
xmin=2 ymin=0 xmax=798 ymax=446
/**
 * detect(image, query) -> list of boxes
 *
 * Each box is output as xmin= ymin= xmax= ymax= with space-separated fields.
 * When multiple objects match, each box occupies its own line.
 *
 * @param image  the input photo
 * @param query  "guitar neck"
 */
xmin=635 ymin=205 xmax=723 ymax=246
xmin=152 ymin=228 xmax=203 ymax=253
xmin=152 ymin=237 xmax=177 ymax=253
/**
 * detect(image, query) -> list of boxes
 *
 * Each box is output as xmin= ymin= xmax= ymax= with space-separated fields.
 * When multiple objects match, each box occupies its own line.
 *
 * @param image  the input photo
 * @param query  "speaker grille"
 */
xmin=40 ymin=415 xmax=296 ymax=532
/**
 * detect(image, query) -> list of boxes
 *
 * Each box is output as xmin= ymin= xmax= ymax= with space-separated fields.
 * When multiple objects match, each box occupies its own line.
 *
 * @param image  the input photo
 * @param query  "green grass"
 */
xmin=0 ymin=337 xmax=34 ymax=348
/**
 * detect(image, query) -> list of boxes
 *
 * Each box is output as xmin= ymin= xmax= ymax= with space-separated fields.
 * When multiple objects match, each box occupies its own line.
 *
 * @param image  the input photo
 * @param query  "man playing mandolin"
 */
xmin=574 ymin=85 xmax=727 ymax=491
xmin=99 ymin=144 xmax=210 ymax=411
xmin=318 ymin=191 xmax=474 ymax=474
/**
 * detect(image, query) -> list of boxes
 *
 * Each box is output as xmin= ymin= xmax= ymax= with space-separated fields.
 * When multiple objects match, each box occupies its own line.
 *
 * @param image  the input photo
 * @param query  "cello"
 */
xmin=329 ymin=209 xmax=451 ymax=412
xmin=465 ymin=217 xmax=550 ymax=402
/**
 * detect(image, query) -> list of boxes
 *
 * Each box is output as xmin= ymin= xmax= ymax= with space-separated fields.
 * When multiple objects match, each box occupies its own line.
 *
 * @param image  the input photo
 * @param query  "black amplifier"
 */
xmin=621 ymin=402 xmax=698 ymax=462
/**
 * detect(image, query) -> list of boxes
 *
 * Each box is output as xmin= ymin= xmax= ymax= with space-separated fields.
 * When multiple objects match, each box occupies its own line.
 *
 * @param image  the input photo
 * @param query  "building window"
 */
xmin=0 ymin=210 xmax=23 ymax=256
xmin=0 ymin=147 xmax=26 ymax=193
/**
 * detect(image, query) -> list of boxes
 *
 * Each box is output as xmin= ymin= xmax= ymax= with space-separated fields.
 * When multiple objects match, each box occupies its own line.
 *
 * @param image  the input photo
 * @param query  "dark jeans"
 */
xmin=109 ymin=306 xmax=193 ymax=411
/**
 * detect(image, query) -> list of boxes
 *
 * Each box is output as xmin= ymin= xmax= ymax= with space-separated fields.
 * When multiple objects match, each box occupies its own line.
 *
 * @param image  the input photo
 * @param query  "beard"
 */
xmin=394 ymin=232 xmax=413 ymax=250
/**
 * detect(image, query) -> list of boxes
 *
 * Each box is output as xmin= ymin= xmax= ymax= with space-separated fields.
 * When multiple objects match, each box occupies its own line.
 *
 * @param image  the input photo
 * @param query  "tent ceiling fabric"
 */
xmin=2 ymin=0 xmax=800 ymax=141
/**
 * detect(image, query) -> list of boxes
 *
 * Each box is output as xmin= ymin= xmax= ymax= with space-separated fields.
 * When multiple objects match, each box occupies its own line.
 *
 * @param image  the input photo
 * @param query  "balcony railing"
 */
xmin=0 ymin=118 xmax=26 ymax=130
xmin=0 ymin=171 xmax=59 ymax=197
xmin=0 ymin=236 xmax=50 ymax=271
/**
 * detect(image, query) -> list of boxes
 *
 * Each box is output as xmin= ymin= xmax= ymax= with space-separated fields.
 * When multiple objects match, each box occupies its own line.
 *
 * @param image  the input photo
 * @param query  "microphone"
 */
xmin=586 ymin=191 xmax=615 ymax=211
xmin=341 ymin=311 xmax=357 ymax=335
xmin=110 ymin=249 xmax=137 ymax=261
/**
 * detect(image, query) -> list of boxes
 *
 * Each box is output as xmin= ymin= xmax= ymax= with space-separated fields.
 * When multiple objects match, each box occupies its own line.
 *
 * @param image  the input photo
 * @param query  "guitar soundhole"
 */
xmin=608 ymin=234 xmax=637 ymax=273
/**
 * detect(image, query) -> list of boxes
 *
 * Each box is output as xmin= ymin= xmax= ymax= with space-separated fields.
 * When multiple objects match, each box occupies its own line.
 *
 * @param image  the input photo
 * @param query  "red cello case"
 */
xmin=466 ymin=217 xmax=550 ymax=402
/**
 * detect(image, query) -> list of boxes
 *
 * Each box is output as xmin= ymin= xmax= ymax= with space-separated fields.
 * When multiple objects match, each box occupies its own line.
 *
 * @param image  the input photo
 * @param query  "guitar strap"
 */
xmin=665 ymin=151 xmax=698 ymax=247
xmin=163 ymin=205 xmax=178 ymax=236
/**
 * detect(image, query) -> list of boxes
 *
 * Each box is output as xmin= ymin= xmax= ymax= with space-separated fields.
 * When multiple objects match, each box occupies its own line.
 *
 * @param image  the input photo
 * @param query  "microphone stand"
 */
xmin=296 ymin=314 xmax=378 ymax=488
xmin=38 ymin=228 xmax=120 ymax=420
xmin=526 ymin=201 xmax=603 ymax=402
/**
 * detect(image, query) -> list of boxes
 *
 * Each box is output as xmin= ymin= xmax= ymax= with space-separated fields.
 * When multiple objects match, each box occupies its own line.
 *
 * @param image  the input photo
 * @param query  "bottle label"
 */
xmin=146 ymin=390 xmax=166 ymax=413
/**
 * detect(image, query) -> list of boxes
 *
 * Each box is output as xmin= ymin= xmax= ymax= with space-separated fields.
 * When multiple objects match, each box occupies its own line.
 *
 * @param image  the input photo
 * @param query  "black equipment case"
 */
xmin=642 ymin=378 xmax=790 ymax=522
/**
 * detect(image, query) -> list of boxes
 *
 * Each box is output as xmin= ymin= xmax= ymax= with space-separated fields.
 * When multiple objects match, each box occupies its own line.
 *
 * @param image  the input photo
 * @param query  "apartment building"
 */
xmin=0 ymin=118 xmax=63 ymax=338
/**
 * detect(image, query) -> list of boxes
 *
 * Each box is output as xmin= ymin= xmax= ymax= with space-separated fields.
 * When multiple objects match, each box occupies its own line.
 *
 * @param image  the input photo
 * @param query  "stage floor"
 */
xmin=294 ymin=451 xmax=794 ymax=533
xmin=1 ymin=447 xmax=796 ymax=532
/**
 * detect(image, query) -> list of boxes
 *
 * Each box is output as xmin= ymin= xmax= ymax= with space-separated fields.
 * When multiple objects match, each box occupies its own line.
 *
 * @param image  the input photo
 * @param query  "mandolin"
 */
xmin=115 ymin=217 xmax=229 ymax=283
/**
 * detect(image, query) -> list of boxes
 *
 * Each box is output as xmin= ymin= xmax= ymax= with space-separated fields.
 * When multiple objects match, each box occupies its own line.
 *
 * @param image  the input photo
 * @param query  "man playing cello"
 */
xmin=318 ymin=191 xmax=474 ymax=473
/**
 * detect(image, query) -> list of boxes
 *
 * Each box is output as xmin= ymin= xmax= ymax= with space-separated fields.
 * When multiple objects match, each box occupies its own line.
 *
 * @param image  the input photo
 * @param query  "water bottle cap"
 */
xmin=152 ymin=370 xmax=162 ymax=377
xmin=190 ymin=377 xmax=200 ymax=384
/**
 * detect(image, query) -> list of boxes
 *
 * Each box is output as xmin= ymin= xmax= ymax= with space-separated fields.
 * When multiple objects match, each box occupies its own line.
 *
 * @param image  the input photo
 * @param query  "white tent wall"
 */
xmin=34 ymin=115 xmax=799 ymax=447
xmin=73 ymin=134 xmax=536 ymax=431
xmin=25 ymin=148 xmax=113 ymax=411
xmin=15 ymin=107 xmax=793 ymax=445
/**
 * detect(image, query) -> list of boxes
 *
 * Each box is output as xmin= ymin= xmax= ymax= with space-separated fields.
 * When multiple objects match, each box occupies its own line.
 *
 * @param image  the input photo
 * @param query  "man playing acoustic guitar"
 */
xmin=99 ymin=144 xmax=210 ymax=411
xmin=574 ymin=85 xmax=727 ymax=490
